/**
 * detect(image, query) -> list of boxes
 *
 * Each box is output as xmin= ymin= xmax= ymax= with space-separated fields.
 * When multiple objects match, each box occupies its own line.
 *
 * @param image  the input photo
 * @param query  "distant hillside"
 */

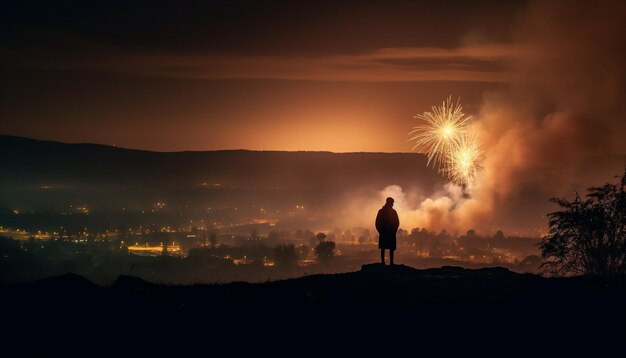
xmin=1 ymin=264 xmax=624 ymax=357
xmin=0 ymin=135 xmax=442 ymax=210
xmin=0 ymin=135 xmax=439 ymax=186
xmin=2 ymin=135 xmax=623 ymax=234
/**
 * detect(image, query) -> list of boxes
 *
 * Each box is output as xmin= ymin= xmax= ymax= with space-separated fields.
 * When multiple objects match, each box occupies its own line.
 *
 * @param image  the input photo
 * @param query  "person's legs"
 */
xmin=380 ymin=249 xmax=385 ymax=264
xmin=389 ymin=249 xmax=395 ymax=265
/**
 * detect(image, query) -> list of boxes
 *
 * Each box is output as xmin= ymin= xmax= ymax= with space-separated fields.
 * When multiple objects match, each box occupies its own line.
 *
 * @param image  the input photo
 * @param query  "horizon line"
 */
xmin=0 ymin=134 xmax=421 ymax=155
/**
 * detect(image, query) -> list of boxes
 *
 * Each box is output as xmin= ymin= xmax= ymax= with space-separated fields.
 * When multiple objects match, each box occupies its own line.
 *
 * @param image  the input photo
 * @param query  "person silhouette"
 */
xmin=375 ymin=197 xmax=399 ymax=265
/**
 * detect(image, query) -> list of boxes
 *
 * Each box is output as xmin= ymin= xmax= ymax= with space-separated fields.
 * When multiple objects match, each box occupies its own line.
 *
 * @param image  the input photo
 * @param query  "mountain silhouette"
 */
xmin=0 ymin=135 xmax=440 ymax=188
xmin=0 ymin=135 xmax=442 ymax=216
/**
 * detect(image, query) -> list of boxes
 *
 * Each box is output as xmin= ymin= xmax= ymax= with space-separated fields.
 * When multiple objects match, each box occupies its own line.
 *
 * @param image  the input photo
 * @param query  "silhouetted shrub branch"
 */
xmin=540 ymin=168 xmax=626 ymax=275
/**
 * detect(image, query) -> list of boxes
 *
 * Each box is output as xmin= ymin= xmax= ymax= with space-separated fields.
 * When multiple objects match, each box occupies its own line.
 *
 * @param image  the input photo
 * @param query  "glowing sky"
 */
xmin=1 ymin=0 xmax=625 ymax=234
xmin=0 ymin=0 xmax=523 ymax=152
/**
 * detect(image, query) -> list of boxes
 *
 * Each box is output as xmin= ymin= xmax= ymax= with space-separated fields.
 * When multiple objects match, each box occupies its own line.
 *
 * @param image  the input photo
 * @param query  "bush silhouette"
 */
xmin=540 ymin=168 xmax=626 ymax=275
xmin=314 ymin=233 xmax=335 ymax=263
xmin=274 ymin=244 xmax=297 ymax=267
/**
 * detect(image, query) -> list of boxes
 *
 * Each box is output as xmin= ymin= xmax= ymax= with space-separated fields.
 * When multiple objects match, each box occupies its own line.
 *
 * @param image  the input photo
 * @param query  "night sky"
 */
xmin=2 ymin=0 xmax=625 ymax=232
xmin=1 ymin=0 xmax=626 ymax=265
xmin=1 ymin=0 xmax=527 ymax=152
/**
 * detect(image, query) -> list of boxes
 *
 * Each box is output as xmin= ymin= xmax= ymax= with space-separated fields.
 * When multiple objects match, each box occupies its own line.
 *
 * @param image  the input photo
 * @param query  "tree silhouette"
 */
xmin=274 ymin=244 xmax=297 ymax=267
xmin=314 ymin=232 xmax=335 ymax=263
xmin=493 ymin=230 xmax=506 ymax=241
xmin=540 ymin=168 xmax=626 ymax=275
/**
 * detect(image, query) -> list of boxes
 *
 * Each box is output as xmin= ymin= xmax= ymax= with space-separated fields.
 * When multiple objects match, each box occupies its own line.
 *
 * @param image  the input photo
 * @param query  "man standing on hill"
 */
xmin=376 ymin=197 xmax=400 ymax=265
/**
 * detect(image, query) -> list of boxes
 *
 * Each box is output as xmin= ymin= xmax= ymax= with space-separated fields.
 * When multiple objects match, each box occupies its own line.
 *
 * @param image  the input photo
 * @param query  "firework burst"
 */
xmin=409 ymin=96 xmax=483 ymax=187
xmin=408 ymin=96 xmax=472 ymax=170
xmin=444 ymin=133 xmax=483 ymax=186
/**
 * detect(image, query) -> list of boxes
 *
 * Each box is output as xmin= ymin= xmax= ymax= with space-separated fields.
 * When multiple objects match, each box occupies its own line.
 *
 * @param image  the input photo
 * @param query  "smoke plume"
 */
xmin=344 ymin=0 xmax=626 ymax=236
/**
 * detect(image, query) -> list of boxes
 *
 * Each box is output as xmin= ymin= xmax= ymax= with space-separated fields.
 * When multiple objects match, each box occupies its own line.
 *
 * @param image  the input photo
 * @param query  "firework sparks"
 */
xmin=409 ymin=96 xmax=483 ymax=186
xmin=408 ymin=96 xmax=471 ymax=170
xmin=444 ymin=133 xmax=483 ymax=186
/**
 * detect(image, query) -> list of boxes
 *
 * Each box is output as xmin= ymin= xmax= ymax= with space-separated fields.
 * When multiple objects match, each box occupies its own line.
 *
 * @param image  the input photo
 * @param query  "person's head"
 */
xmin=385 ymin=197 xmax=394 ymax=207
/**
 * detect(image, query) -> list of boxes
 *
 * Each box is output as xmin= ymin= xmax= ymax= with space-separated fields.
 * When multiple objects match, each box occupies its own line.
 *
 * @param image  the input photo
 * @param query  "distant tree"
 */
xmin=158 ymin=232 xmax=169 ymax=256
xmin=518 ymin=255 xmax=542 ymax=273
xmin=360 ymin=228 xmax=371 ymax=244
xmin=493 ymin=230 xmax=506 ymax=241
xmin=540 ymin=169 xmax=626 ymax=275
xmin=297 ymin=245 xmax=309 ymax=259
xmin=267 ymin=231 xmax=281 ymax=243
xmin=315 ymin=241 xmax=336 ymax=263
xmin=274 ymin=244 xmax=297 ymax=267
xmin=209 ymin=233 xmax=217 ymax=248
xmin=314 ymin=233 xmax=335 ymax=263
xmin=303 ymin=230 xmax=314 ymax=240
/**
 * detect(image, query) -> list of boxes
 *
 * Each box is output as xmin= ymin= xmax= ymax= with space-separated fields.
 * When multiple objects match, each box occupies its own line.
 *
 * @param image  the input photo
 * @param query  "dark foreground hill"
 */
xmin=1 ymin=264 xmax=625 ymax=357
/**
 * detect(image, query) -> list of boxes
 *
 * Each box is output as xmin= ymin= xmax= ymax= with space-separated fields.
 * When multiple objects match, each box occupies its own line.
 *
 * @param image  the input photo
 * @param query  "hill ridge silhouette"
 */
xmin=2 ymin=264 xmax=624 ymax=357
xmin=0 ymin=135 xmax=418 ymax=154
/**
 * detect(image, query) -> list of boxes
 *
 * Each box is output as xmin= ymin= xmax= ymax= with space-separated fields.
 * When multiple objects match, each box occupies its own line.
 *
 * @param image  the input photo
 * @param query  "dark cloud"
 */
xmin=1 ymin=0 xmax=524 ymax=55
xmin=0 ymin=44 xmax=523 ymax=82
